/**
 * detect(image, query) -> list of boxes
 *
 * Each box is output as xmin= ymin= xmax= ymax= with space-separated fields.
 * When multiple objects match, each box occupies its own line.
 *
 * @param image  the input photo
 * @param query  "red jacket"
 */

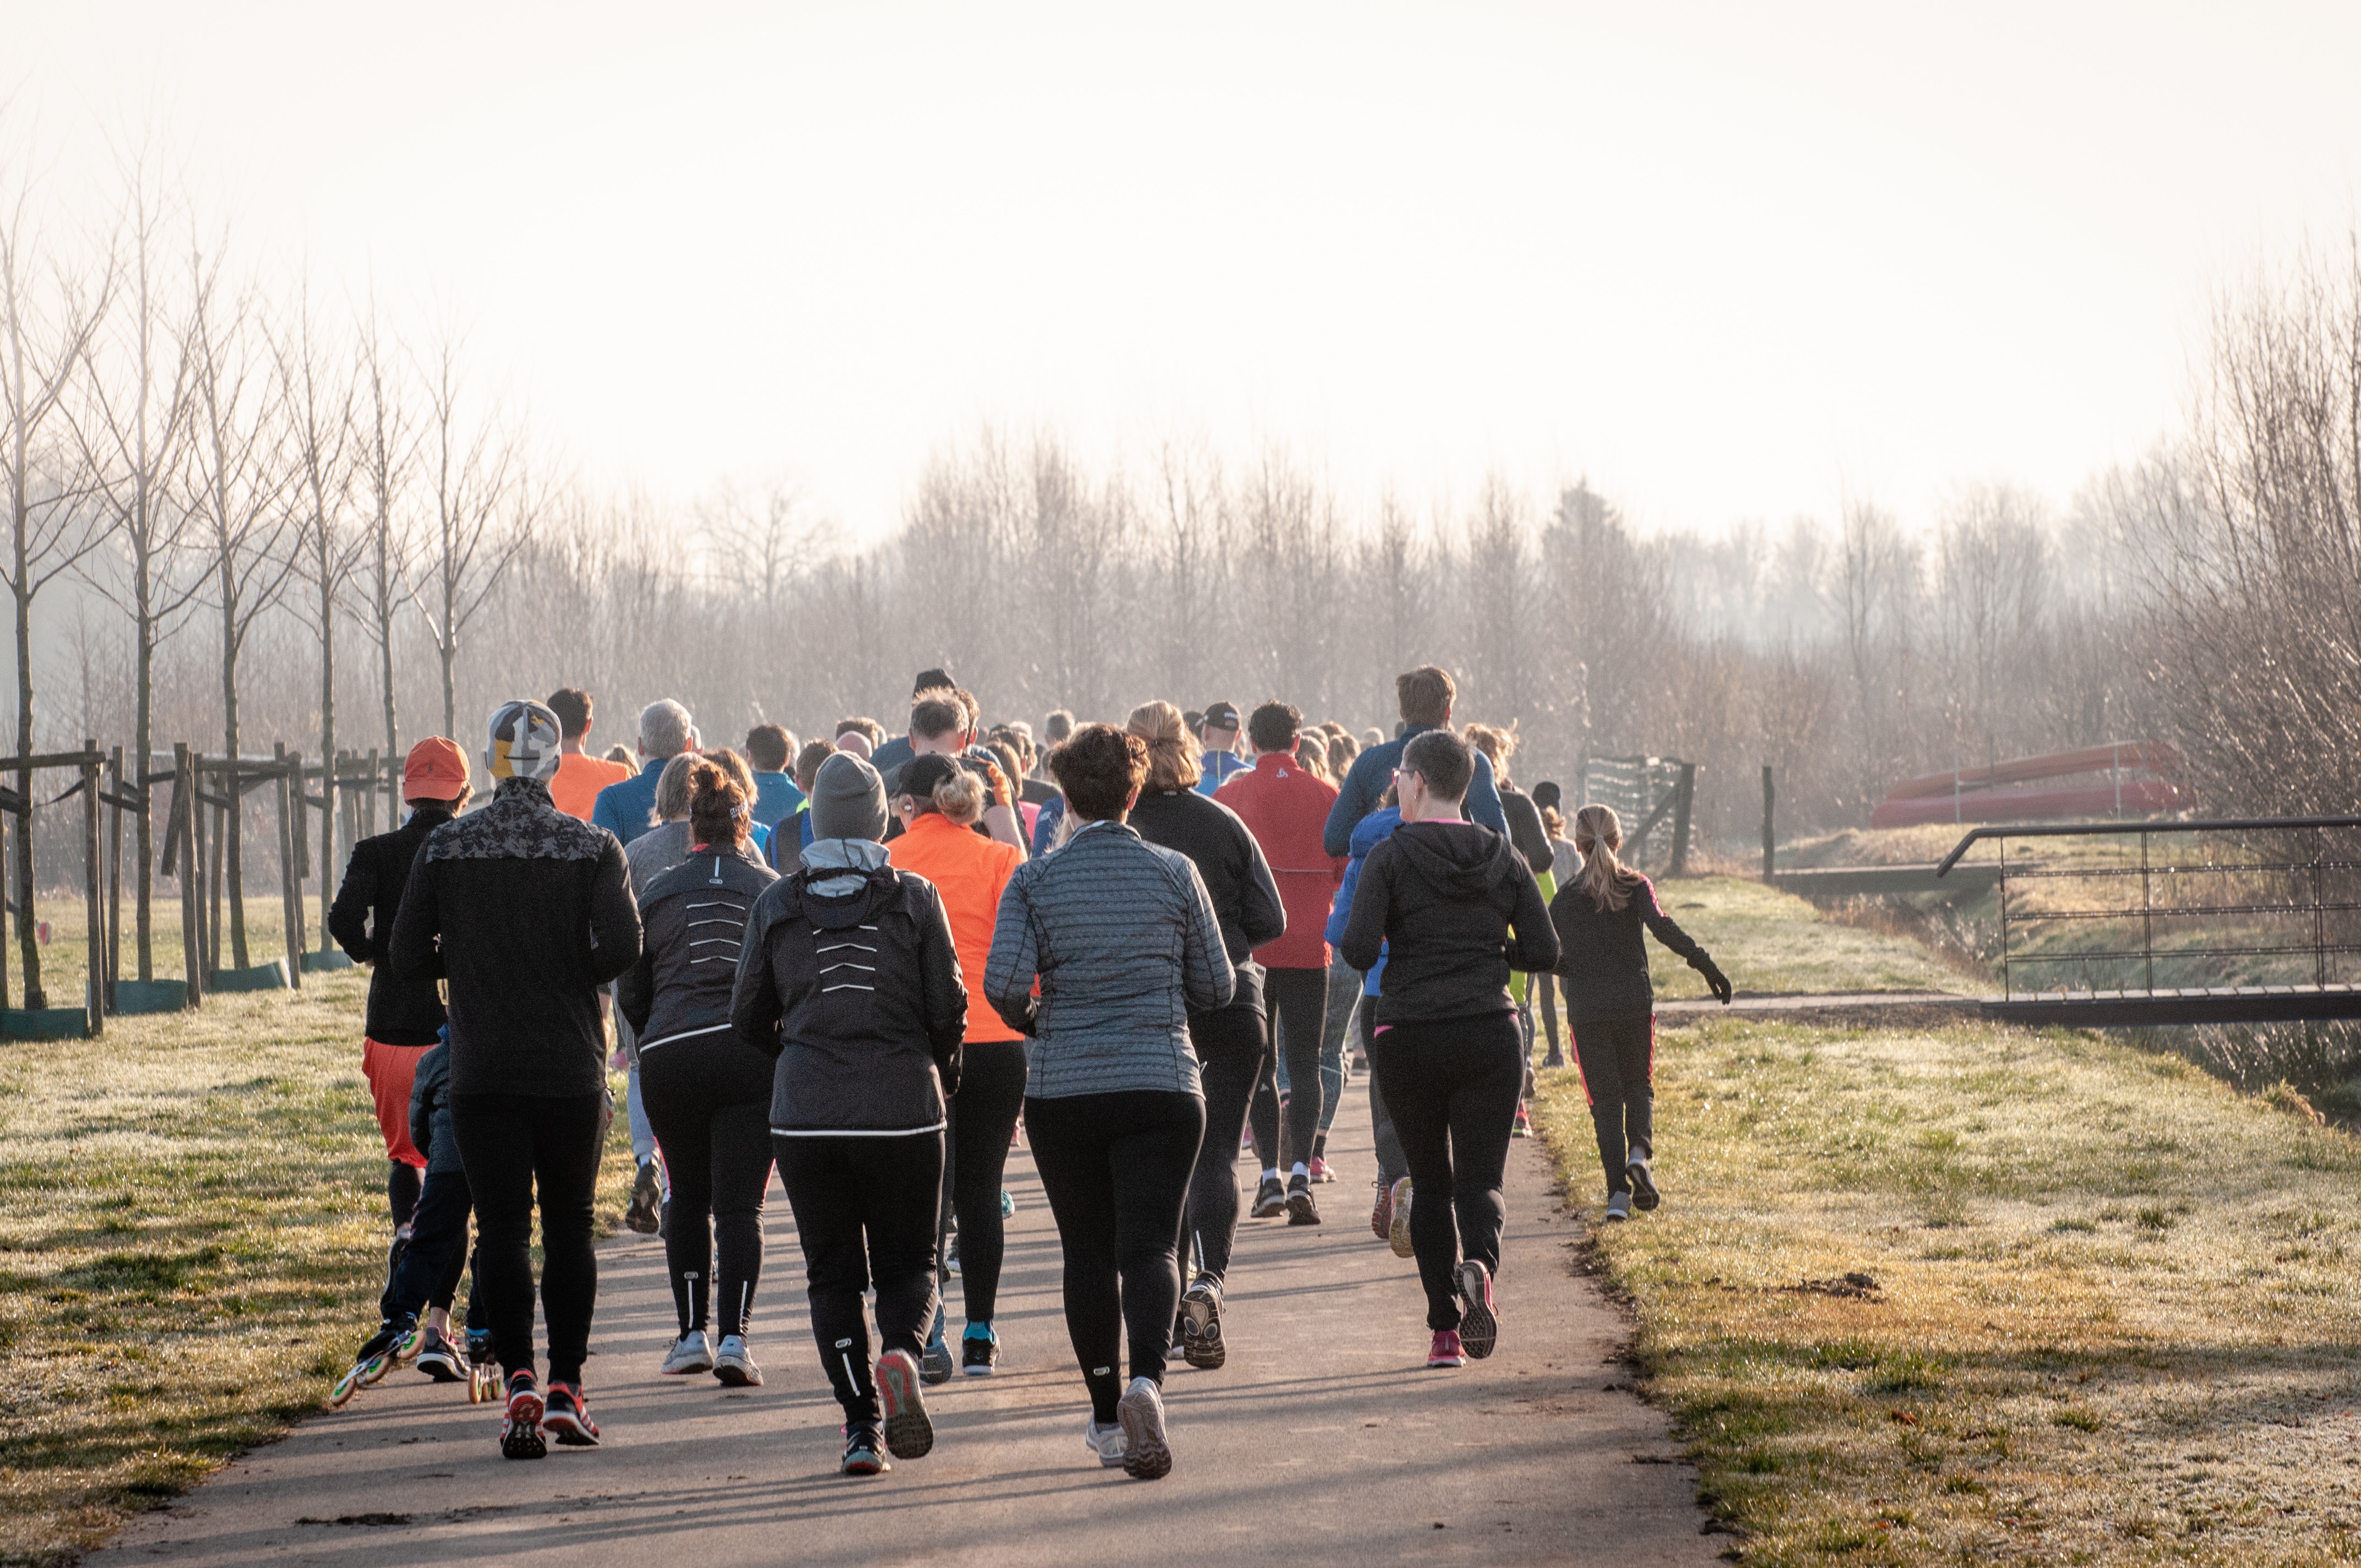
xmin=1216 ymin=752 xmax=1344 ymax=969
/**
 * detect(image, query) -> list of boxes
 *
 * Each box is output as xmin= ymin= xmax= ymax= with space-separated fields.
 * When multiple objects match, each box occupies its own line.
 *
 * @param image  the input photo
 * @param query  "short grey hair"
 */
xmin=654 ymin=752 xmax=697 ymax=822
xmin=640 ymin=699 xmax=694 ymax=759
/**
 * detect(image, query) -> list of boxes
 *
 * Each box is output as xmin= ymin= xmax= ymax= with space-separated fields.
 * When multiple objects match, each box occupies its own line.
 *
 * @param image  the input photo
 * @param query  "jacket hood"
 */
xmin=793 ymin=837 xmax=895 ymax=924
xmin=1389 ymin=818 xmax=1517 ymax=896
xmin=1348 ymin=805 xmax=1403 ymax=858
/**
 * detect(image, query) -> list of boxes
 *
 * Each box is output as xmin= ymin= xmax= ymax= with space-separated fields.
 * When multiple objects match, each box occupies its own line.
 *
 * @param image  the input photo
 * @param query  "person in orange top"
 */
xmin=885 ymin=752 xmax=1026 ymax=1379
xmin=1216 ymin=700 xmax=1345 ymax=1217
xmin=545 ymin=688 xmax=634 ymax=821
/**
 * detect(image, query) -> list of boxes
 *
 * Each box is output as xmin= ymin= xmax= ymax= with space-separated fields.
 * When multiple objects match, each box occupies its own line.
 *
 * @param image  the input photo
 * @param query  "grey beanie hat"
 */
xmin=809 ymin=752 xmax=889 ymax=842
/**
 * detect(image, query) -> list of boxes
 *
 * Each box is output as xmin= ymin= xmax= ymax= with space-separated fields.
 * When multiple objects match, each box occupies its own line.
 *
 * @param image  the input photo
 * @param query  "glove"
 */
xmin=1692 ymin=951 xmax=1733 ymax=1005
xmin=977 ymin=756 xmax=1014 ymax=811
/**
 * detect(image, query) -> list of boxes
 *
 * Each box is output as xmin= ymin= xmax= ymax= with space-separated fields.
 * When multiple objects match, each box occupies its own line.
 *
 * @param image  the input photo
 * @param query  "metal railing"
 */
xmin=1935 ymin=816 xmax=2361 ymax=1020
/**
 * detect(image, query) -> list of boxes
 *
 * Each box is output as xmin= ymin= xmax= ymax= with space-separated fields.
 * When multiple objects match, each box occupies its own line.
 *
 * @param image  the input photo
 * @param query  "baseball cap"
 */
xmin=403 ymin=736 xmax=471 ymax=802
xmin=1201 ymin=701 xmax=1241 ymax=731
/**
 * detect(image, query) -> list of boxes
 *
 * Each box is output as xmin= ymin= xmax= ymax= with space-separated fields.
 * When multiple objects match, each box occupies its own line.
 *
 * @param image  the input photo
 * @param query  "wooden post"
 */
xmin=315 ymin=750 xmax=336 ymax=955
xmin=106 ymin=746 xmax=123 ymax=1010
xmin=206 ymin=788 xmax=224 ymax=983
xmin=1668 ymin=761 xmax=1698 ymax=876
xmin=82 ymin=742 xmax=101 ymax=1037
xmin=364 ymin=747 xmax=380 ymax=838
xmin=0 ymin=796 xmax=11 ymax=1021
xmin=1761 ymin=764 xmax=1776 ymax=880
xmin=176 ymin=744 xmax=203 ymax=1008
xmin=274 ymin=742 xmax=302 ymax=990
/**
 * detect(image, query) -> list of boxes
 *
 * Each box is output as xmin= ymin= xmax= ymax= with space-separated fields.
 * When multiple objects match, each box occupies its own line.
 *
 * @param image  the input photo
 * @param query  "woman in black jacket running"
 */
xmin=1338 ymin=729 xmax=1558 ymax=1370
xmin=619 ymin=756 xmax=779 ymax=1387
xmin=1548 ymin=804 xmax=1730 ymax=1223
xmin=731 ymin=752 xmax=966 ymax=1477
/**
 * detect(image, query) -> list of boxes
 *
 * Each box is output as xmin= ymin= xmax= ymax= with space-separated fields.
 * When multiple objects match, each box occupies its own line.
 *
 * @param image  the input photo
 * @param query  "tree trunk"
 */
xmin=220 ymin=566 xmax=248 ymax=972
xmin=317 ymin=549 xmax=336 ymax=952
xmin=439 ymin=616 xmax=456 ymax=742
xmin=134 ymin=556 xmax=154 ymax=981
xmin=14 ymin=537 xmax=41 ymax=1011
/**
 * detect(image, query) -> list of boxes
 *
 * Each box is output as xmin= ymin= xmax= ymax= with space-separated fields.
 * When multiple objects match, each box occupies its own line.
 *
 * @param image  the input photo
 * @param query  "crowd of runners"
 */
xmin=323 ymin=663 xmax=1732 ymax=1479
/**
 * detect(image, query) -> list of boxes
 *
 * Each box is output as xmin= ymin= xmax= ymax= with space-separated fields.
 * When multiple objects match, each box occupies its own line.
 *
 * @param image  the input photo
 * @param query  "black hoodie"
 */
xmin=1339 ymin=818 xmax=1559 ymax=1024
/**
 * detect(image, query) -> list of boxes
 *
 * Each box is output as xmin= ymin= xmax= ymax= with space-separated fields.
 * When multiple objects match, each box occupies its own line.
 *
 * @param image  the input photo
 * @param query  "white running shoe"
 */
xmin=1388 ymin=1177 xmax=1415 ymax=1259
xmin=1626 ymin=1152 xmax=1660 ymax=1211
xmin=1605 ymin=1191 xmax=1632 ymax=1222
xmin=1085 ymin=1416 xmax=1129 ymax=1468
xmin=1117 ymin=1376 xmax=1172 ymax=1480
xmin=661 ymin=1329 xmax=714 ymax=1376
xmin=713 ymin=1334 xmax=763 ymax=1386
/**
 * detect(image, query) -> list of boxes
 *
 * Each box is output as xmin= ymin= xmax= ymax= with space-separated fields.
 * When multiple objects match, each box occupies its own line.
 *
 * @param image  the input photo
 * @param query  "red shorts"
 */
xmin=362 ymin=1037 xmax=430 ymax=1167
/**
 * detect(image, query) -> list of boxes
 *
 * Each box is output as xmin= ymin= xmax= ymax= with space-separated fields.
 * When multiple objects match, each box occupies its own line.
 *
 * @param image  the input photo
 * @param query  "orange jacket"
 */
xmin=887 ymin=811 xmax=1025 ymax=1043
xmin=550 ymin=753 xmax=633 ymax=822
xmin=1216 ymin=752 xmax=1343 ymax=970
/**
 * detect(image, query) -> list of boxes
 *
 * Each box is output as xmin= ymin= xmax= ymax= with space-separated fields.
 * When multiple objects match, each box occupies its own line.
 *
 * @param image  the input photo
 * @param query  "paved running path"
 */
xmin=97 ymin=1080 xmax=1716 ymax=1566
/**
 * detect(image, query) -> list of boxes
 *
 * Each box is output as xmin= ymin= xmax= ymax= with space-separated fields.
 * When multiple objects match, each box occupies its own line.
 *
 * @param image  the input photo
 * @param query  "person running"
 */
xmin=546 ymin=688 xmax=634 ymax=822
xmin=1122 ymin=702 xmax=1283 ymax=1371
xmin=983 ymin=724 xmax=1232 ymax=1479
xmin=867 ymin=666 xmax=959 ymax=780
xmin=1338 ymin=729 xmax=1558 ymax=1370
xmin=1548 ymin=804 xmax=1729 ymax=1222
xmin=327 ymin=736 xmax=471 ymax=1325
xmin=1323 ymin=666 xmax=1509 ymax=856
xmin=1326 ymin=793 xmax=1413 ymax=1253
xmin=1532 ymin=799 xmax=1581 ymax=1068
xmin=1464 ymin=725 xmax=1556 ymax=1138
xmin=389 ymin=699 xmax=642 ymax=1458
xmin=591 ymin=699 xmax=698 ymax=846
xmin=1215 ymin=700 xmax=1342 ymax=1224
xmin=619 ymin=756 xmax=780 ymax=1386
xmin=885 ymin=753 xmax=1026 ymax=1380
xmin=732 ymin=753 xmax=965 ymax=1477
xmin=879 ymin=689 xmax=1028 ymax=854
xmin=1194 ymin=700 xmax=1252 ymax=796
xmin=744 ymin=722 xmax=807 ymax=835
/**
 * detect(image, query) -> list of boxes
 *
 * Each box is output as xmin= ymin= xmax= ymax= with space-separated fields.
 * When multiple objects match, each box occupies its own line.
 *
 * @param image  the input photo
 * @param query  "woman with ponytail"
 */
xmin=618 ymin=754 xmax=780 ymax=1386
xmin=1546 ymin=804 xmax=1731 ymax=1224
xmin=886 ymin=752 xmax=1026 ymax=1379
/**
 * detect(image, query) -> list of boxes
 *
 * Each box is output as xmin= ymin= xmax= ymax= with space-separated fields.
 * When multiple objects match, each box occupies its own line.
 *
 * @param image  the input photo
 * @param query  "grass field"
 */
xmin=0 ymin=931 xmax=639 ymax=1568
xmin=1534 ymin=873 xmax=2361 ymax=1563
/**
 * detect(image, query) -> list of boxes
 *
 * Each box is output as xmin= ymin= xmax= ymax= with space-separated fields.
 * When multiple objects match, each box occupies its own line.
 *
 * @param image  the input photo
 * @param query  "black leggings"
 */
xmin=1367 ymin=1014 xmax=1523 ymax=1331
xmin=1025 ymin=1090 xmax=1205 ymax=1424
xmin=1249 ymin=967 xmax=1328 ymax=1171
xmin=388 ymin=1161 xmax=422 ymax=1229
xmin=450 ymin=1091 xmax=608 ymax=1383
xmin=1182 ymin=1006 xmax=1269 ymax=1288
xmin=639 ymin=1040 xmax=773 ymax=1338
xmin=382 ymin=1167 xmax=479 ymax=1322
xmin=1571 ymin=1015 xmax=1655 ymax=1197
xmin=774 ymin=1132 xmax=943 ymax=1423
xmin=944 ymin=1039 xmax=1029 ymax=1325
xmin=1364 ymin=1001 xmax=1405 ymax=1183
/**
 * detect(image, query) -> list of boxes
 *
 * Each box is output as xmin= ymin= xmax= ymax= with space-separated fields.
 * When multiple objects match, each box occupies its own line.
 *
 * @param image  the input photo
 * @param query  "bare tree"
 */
xmin=352 ymin=301 xmax=417 ymax=763
xmin=0 ymin=125 xmax=113 ymax=1007
xmin=414 ymin=330 xmax=534 ymax=739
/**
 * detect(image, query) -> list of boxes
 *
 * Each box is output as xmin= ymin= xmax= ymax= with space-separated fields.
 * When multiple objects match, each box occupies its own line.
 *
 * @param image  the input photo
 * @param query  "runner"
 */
xmin=619 ymin=756 xmax=779 ymax=1385
xmin=1548 ymin=804 xmax=1731 ymax=1221
xmin=732 ymin=753 xmax=965 ymax=1477
xmin=880 ymin=689 xmax=1028 ymax=854
xmin=1194 ymin=700 xmax=1252 ymax=795
xmin=1323 ymin=666 xmax=1509 ymax=856
xmin=327 ymin=736 xmax=470 ymax=1319
xmin=1532 ymin=800 xmax=1581 ymax=1068
xmin=983 ymin=723 xmax=1232 ymax=1479
xmin=389 ymin=699 xmax=643 ymax=1458
xmin=1337 ymin=729 xmax=1558 ymax=1369
xmin=1325 ymin=793 xmax=1412 ymax=1253
xmin=885 ymin=753 xmax=1025 ymax=1380
xmin=1215 ymin=701 xmax=1343 ymax=1225
xmin=1122 ymin=702 xmax=1283 ymax=1372
xmin=1464 ymin=725 xmax=1556 ymax=1138
xmin=868 ymin=666 xmax=959 ymax=780
xmin=591 ymin=698 xmax=698 ymax=846
xmin=744 ymin=722 xmax=807 ymax=835
xmin=545 ymin=688 xmax=633 ymax=822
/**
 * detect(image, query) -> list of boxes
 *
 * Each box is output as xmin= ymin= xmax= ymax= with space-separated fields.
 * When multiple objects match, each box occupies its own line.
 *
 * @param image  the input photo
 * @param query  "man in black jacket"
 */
xmin=390 ymin=698 xmax=641 ymax=1461
xmin=328 ymin=735 xmax=472 ymax=1297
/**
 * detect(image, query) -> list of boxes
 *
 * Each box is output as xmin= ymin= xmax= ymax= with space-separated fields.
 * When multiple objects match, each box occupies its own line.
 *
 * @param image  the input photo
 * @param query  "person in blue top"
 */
xmin=1194 ymin=701 xmax=1253 ymax=796
xmin=743 ymin=723 xmax=806 ymax=833
xmin=1321 ymin=666 xmax=1506 ymax=857
xmin=1326 ymin=799 xmax=1411 ymax=1251
xmin=868 ymin=666 xmax=959 ymax=782
xmin=592 ymin=699 xmax=698 ymax=847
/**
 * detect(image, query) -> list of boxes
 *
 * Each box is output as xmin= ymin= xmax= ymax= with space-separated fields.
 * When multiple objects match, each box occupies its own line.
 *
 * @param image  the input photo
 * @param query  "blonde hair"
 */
xmin=932 ymin=768 xmax=987 ymax=826
xmin=1573 ymin=803 xmax=1643 ymax=913
xmin=1464 ymin=721 xmax=1518 ymax=786
xmin=1126 ymin=700 xmax=1203 ymax=792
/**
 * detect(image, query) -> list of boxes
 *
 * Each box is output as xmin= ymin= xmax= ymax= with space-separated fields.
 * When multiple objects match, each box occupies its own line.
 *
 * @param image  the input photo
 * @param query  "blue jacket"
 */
xmin=591 ymin=767 xmax=665 ymax=846
xmin=406 ymin=1036 xmax=464 ymax=1177
xmin=1322 ymin=725 xmax=1506 ymax=858
xmin=1031 ymin=791 xmax=1067 ymax=856
xmin=1195 ymin=749 xmax=1252 ymax=797
xmin=1326 ymin=806 xmax=1401 ymax=997
xmin=751 ymin=771 xmax=806 ymax=833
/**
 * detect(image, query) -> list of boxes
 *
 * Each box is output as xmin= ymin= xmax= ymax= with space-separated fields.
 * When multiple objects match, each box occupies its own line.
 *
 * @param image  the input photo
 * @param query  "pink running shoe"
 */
xmin=1427 ymin=1329 xmax=1465 ymax=1369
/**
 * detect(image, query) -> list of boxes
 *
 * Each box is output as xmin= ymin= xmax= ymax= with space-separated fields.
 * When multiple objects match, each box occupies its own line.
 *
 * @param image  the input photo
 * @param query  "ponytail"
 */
xmin=1573 ymin=803 xmax=1642 ymax=913
xmin=931 ymin=767 xmax=987 ymax=826
xmin=1125 ymin=700 xmax=1203 ymax=792
xmin=686 ymin=755 xmax=750 ymax=850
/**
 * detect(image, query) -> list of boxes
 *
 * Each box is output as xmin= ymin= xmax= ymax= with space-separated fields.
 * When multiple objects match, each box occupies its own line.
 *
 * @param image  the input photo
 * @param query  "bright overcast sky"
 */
xmin=14 ymin=1 xmax=2360 ymax=540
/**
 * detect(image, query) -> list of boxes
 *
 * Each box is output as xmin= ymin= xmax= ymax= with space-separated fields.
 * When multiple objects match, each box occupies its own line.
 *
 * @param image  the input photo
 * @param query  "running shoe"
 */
xmin=961 ymin=1324 xmax=999 ymax=1376
xmin=1370 ymin=1178 xmax=1395 ymax=1240
xmin=1456 ymin=1259 xmax=1498 ymax=1359
xmin=1604 ymin=1191 xmax=1631 ymax=1223
xmin=999 ymin=1189 xmax=1015 ymax=1217
xmin=921 ymin=1306 xmax=955 ymax=1385
xmin=1286 ymin=1172 xmax=1321 ymax=1226
xmin=625 ymin=1161 xmax=662 ymax=1235
xmin=714 ymin=1334 xmax=763 ymax=1387
xmin=543 ymin=1381 xmax=601 ymax=1447
xmin=841 ymin=1424 xmax=890 ymax=1476
xmin=1250 ymin=1174 xmax=1287 ymax=1218
xmin=414 ymin=1325 xmax=465 ymax=1382
xmin=1179 ymin=1278 xmax=1225 ymax=1370
xmin=1426 ymin=1329 xmax=1465 ymax=1368
xmin=1388 ymin=1177 xmax=1415 ymax=1258
xmin=1626 ymin=1152 xmax=1660 ymax=1212
xmin=1308 ymin=1155 xmax=1334 ymax=1184
xmin=500 ymin=1371 xmax=547 ymax=1461
xmin=661 ymin=1329 xmax=714 ymax=1376
xmin=1116 ymin=1376 xmax=1172 ymax=1480
xmin=944 ymin=1232 xmax=961 ymax=1277
xmin=1512 ymin=1104 xmax=1533 ymax=1139
xmin=1084 ymin=1417 xmax=1128 ymax=1469
xmin=876 ymin=1348 xmax=935 ymax=1460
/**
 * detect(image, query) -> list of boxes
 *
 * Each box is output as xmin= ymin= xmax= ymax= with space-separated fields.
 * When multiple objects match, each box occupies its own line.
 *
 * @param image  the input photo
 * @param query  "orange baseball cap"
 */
xmin=403 ymin=736 xmax=472 ymax=801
